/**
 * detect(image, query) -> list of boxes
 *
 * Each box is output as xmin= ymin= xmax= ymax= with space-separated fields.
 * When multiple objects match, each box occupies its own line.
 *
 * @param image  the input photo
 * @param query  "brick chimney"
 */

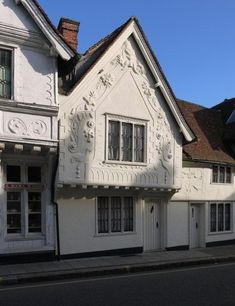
xmin=58 ymin=18 xmax=80 ymax=51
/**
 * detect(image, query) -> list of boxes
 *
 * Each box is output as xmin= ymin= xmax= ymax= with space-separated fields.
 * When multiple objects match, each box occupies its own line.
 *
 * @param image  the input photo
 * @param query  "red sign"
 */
xmin=4 ymin=184 xmax=44 ymax=190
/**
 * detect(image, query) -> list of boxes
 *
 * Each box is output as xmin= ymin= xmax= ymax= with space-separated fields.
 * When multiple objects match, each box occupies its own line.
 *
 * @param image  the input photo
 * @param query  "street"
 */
xmin=0 ymin=263 xmax=235 ymax=306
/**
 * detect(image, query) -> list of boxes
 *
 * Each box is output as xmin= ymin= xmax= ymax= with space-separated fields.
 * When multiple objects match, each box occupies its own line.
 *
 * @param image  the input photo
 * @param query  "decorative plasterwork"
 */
xmin=8 ymin=117 xmax=47 ymax=137
xmin=182 ymin=169 xmax=203 ymax=194
xmin=0 ymin=22 xmax=49 ymax=50
xmin=66 ymin=38 xmax=174 ymax=184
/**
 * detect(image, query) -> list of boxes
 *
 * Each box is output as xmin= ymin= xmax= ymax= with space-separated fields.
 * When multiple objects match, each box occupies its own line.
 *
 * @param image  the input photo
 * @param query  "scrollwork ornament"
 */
xmin=8 ymin=118 xmax=27 ymax=135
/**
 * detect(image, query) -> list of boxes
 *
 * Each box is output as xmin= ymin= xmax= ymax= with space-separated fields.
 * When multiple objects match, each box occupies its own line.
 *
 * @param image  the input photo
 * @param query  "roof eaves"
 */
xmin=16 ymin=0 xmax=76 ymax=59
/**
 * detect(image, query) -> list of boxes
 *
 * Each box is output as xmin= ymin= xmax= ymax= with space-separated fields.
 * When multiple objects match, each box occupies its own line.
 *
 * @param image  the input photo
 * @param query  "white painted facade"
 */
xmin=0 ymin=0 xmax=234 ymax=261
xmin=169 ymin=161 xmax=235 ymax=249
xmin=55 ymin=22 xmax=193 ymax=257
xmin=0 ymin=0 xmax=73 ymax=258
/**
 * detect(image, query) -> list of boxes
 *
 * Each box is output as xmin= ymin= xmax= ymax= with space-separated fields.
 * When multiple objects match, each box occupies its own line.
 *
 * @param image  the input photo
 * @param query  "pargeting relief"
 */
xmin=67 ymin=39 xmax=174 ymax=181
xmin=8 ymin=117 xmax=47 ymax=137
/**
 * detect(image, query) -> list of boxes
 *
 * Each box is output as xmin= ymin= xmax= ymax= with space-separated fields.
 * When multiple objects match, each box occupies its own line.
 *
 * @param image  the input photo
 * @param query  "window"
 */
xmin=108 ymin=118 xmax=145 ymax=163
xmin=6 ymin=164 xmax=43 ymax=236
xmin=0 ymin=48 xmax=12 ymax=99
xmin=210 ymin=203 xmax=231 ymax=233
xmin=212 ymin=165 xmax=232 ymax=183
xmin=97 ymin=197 xmax=134 ymax=234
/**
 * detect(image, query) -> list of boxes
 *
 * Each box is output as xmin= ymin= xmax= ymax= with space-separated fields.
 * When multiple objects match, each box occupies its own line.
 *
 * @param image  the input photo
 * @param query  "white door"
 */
xmin=144 ymin=201 xmax=161 ymax=251
xmin=190 ymin=205 xmax=200 ymax=248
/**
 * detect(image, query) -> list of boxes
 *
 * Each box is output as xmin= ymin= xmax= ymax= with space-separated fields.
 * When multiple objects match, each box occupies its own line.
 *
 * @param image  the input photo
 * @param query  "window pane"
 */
xmin=226 ymin=167 xmax=231 ymax=183
xmin=98 ymin=197 xmax=109 ymax=233
xmin=108 ymin=121 xmax=120 ymax=160
xmin=7 ymin=192 xmax=21 ymax=234
xmin=111 ymin=197 xmax=121 ymax=232
xmin=218 ymin=203 xmax=224 ymax=231
xmin=28 ymin=167 xmax=41 ymax=183
xmin=225 ymin=204 xmax=231 ymax=231
xmin=219 ymin=167 xmax=225 ymax=183
xmin=134 ymin=125 xmax=144 ymax=162
xmin=212 ymin=166 xmax=218 ymax=183
xmin=123 ymin=197 xmax=134 ymax=232
xmin=0 ymin=49 xmax=11 ymax=99
xmin=121 ymin=123 xmax=132 ymax=162
xmin=210 ymin=204 xmax=217 ymax=232
xmin=7 ymin=165 xmax=21 ymax=182
xmin=28 ymin=192 xmax=41 ymax=233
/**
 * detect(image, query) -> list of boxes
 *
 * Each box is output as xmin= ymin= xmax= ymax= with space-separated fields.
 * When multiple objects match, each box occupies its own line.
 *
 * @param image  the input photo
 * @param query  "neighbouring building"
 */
xmin=0 ymin=0 xmax=234 ymax=263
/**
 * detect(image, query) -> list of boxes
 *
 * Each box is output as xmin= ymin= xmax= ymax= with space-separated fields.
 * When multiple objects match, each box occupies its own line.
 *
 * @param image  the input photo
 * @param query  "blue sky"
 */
xmin=38 ymin=0 xmax=235 ymax=108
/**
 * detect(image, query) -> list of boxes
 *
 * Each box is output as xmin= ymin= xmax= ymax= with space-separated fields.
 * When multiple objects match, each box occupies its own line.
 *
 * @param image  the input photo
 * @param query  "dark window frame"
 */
xmin=97 ymin=197 xmax=134 ymax=234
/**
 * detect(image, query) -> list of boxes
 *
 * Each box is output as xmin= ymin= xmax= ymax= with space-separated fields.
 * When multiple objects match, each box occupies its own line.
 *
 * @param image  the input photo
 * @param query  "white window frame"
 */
xmin=0 ymin=45 xmax=14 ymax=100
xmin=209 ymin=202 xmax=233 ymax=234
xmin=105 ymin=114 xmax=148 ymax=165
xmin=95 ymin=196 xmax=136 ymax=236
xmin=211 ymin=165 xmax=233 ymax=184
xmin=4 ymin=162 xmax=45 ymax=239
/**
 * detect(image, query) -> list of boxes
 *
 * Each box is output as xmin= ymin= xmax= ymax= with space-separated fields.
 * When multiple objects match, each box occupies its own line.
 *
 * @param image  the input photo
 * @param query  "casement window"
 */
xmin=212 ymin=165 xmax=232 ymax=184
xmin=97 ymin=197 xmax=134 ymax=234
xmin=6 ymin=164 xmax=43 ymax=236
xmin=108 ymin=119 xmax=145 ymax=163
xmin=210 ymin=203 xmax=231 ymax=233
xmin=0 ymin=48 xmax=12 ymax=99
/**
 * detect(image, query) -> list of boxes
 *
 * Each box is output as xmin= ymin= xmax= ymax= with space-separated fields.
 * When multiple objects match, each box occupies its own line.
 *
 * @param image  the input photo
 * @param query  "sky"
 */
xmin=38 ymin=0 xmax=235 ymax=108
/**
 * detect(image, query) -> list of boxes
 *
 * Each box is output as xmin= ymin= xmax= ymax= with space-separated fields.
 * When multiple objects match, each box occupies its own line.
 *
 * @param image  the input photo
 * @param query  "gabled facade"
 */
xmin=55 ymin=18 xmax=194 ymax=257
xmin=0 ymin=0 xmax=234 ymax=263
xmin=0 ymin=0 xmax=74 ymax=262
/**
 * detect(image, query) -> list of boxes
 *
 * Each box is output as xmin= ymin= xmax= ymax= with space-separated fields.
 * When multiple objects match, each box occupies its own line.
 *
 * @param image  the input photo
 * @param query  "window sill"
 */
xmin=210 ymin=183 xmax=232 ymax=185
xmin=5 ymin=234 xmax=45 ymax=242
xmin=104 ymin=160 xmax=147 ymax=167
xmin=208 ymin=230 xmax=233 ymax=236
xmin=94 ymin=231 xmax=137 ymax=238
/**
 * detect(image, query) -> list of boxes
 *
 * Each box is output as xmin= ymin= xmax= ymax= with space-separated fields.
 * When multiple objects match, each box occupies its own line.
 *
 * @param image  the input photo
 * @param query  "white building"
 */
xmin=0 ymin=0 xmax=75 ymax=262
xmin=0 ymin=0 xmax=234 ymax=262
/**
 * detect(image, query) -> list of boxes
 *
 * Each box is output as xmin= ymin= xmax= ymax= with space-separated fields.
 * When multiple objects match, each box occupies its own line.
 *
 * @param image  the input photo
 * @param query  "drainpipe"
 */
xmin=51 ymin=127 xmax=61 ymax=260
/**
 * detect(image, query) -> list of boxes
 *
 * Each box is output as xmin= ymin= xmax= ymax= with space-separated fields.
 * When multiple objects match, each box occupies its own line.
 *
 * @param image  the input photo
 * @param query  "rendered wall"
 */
xmin=58 ymin=35 xmax=182 ymax=190
xmin=167 ymin=201 xmax=189 ymax=248
xmin=58 ymin=196 xmax=143 ymax=255
xmin=172 ymin=162 xmax=235 ymax=202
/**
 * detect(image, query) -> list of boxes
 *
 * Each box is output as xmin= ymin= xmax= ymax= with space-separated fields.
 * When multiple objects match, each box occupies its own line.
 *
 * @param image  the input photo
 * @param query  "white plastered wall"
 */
xmin=58 ymin=196 xmax=143 ymax=255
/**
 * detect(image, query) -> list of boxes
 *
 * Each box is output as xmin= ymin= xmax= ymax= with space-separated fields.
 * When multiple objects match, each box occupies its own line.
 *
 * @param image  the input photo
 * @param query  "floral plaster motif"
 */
xmin=182 ymin=169 xmax=203 ymax=194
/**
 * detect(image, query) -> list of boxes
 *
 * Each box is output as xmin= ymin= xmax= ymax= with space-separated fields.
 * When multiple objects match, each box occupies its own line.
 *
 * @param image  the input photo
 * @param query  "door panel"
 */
xmin=144 ymin=202 xmax=160 ymax=251
xmin=190 ymin=205 xmax=200 ymax=248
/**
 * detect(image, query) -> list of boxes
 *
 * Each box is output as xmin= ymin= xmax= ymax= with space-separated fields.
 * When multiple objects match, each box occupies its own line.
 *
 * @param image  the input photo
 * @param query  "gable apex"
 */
xmin=59 ymin=17 xmax=194 ymax=142
xmin=15 ymin=0 xmax=75 ymax=60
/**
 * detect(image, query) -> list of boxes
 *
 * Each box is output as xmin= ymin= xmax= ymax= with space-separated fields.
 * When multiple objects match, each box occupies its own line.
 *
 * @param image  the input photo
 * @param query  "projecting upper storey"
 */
xmin=0 ymin=0 xmax=76 ymax=146
xmin=57 ymin=18 xmax=195 ymax=190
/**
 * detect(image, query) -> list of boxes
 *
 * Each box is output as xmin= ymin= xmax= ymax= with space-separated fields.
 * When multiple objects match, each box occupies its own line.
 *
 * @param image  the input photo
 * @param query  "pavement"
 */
xmin=1 ymin=245 xmax=235 ymax=286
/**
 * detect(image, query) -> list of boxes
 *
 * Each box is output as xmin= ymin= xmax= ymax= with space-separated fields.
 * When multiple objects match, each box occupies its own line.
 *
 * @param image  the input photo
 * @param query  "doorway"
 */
xmin=144 ymin=201 xmax=161 ymax=251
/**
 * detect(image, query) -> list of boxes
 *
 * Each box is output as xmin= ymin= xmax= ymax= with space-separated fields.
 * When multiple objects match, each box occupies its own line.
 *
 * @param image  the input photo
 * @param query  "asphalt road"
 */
xmin=1 ymin=263 xmax=235 ymax=306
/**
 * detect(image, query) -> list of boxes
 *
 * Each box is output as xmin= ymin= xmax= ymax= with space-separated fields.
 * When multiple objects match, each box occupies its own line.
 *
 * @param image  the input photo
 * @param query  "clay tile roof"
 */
xmin=177 ymin=99 xmax=235 ymax=165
